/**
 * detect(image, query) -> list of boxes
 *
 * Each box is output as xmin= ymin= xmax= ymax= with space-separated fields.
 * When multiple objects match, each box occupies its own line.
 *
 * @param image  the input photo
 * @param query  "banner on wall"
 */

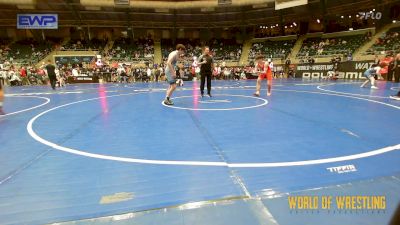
xmin=17 ymin=14 xmax=58 ymax=29
xmin=295 ymin=61 xmax=375 ymax=79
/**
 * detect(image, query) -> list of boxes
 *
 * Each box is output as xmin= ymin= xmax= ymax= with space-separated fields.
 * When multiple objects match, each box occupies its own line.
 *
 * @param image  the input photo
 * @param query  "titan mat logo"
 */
xmin=327 ymin=164 xmax=357 ymax=174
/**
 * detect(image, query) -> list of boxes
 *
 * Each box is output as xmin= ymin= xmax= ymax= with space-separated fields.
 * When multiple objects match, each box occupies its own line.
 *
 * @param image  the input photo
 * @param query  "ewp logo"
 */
xmin=358 ymin=11 xmax=382 ymax=20
xmin=17 ymin=14 xmax=58 ymax=29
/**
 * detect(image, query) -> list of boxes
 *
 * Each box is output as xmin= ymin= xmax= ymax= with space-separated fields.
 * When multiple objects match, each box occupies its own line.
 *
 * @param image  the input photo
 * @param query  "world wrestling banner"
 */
xmin=295 ymin=61 xmax=375 ymax=79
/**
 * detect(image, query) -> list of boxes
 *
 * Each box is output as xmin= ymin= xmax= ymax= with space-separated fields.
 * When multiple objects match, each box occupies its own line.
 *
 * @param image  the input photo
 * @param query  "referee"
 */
xmin=198 ymin=46 xmax=214 ymax=97
xmin=45 ymin=60 xmax=57 ymax=90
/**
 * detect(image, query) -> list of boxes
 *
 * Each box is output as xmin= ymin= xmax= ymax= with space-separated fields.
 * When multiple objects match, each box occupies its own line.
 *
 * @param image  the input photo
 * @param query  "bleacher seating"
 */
xmin=62 ymin=38 xmax=106 ymax=51
xmin=209 ymin=38 xmax=242 ymax=61
xmin=0 ymin=38 xmax=59 ymax=65
xmin=249 ymin=39 xmax=296 ymax=60
xmin=162 ymin=38 xmax=201 ymax=59
xmin=297 ymin=34 xmax=366 ymax=58
xmin=107 ymin=37 xmax=154 ymax=62
xmin=365 ymin=26 xmax=400 ymax=55
xmin=161 ymin=38 xmax=242 ymax=65
xmin=0 ymin=39 xmax=12 ymax=61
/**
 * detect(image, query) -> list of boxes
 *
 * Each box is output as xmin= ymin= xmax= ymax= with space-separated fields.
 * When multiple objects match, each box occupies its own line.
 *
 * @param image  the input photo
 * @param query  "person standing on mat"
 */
xmin=394 ymin=53 xmax=400 ymax=83
xmin=0 ymin=76 xmax=4 ymax=115
xmin=45 ymin=60 xmax=57 ymax=90
xmin=360 ymin=62 xmax=384 ymax=89
xmin=164 ymin=44 xmax=186 ymax=106
xmin=253 ymin=55 xmax=273 ymax=97
xmin=388 ymin=52 xmax=400 ymax=100
xmin=198 ymin=46 xmax=214 ymax=97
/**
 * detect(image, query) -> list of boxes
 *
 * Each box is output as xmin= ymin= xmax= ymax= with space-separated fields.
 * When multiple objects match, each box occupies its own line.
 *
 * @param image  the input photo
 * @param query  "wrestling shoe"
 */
xmin=163 ymin=99 xmax=174 ymax=105
xmin=389 ymin=95 xmax=400 ymax=101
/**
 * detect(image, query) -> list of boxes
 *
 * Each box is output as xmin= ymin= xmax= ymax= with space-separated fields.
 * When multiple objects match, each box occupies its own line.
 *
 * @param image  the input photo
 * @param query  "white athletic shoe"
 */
xmin=389 ymin=95 xmax=400 ymax=101
xmin=371 ymin=86 xmax=378 ymax=89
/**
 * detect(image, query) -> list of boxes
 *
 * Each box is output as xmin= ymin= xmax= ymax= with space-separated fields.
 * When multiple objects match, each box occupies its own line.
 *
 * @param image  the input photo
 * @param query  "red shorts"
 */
xmin=258 ymin=72 xmax=272 ymax=81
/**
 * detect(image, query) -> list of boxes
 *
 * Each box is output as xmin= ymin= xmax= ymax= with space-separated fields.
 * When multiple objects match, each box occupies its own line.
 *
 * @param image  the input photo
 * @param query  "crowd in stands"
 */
xmin=161 ymin=38 xmax=242 ymax=66
xmin=0 ymin=58 xmax=261 ymax=87
xmin=61 ymin=38 xmax=107 ymax=51
xmin=249 ymin=39 xmax=296 ymax=60
xmin=0 ymin=38 xmax=60 ymax=65
xmin=104 ymin=36 xmax=154 ymax=63
xmin=297 ymin=34 xmax=366 ymax=58
xmin=209 ymin=38 xmax=242 ymax=61
xmin=0 ymin=62 xmax=49 ymax=86
xmin=161 ymin=38 xmax=202 ymax=65
xmin=59 ymin=36 xmax=155 ymax=64
xmin=1 ymin=50 xmax=297 ymax=87
xmin=366 ymin=27 xmax=400 ymax=55
xmin=0 ymin=60 xmax=154 ymax=86
xmin=4 ymin=26 xmax=400 ymax=87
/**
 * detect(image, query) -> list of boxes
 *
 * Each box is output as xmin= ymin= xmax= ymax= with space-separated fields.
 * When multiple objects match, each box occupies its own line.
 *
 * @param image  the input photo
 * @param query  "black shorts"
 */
xmin=0 ymin=79 xmax=2 ymax=90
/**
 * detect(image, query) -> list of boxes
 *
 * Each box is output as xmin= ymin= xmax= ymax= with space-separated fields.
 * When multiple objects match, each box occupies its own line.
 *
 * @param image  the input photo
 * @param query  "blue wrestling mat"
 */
xmin=0 ymin=79 xmax=399 ymax=225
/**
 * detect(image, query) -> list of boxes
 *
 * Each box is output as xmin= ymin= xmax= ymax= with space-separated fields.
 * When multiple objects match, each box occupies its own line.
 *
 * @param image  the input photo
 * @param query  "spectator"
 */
xmin=72 ymin=67 xmax=79 ymax=76
xmin=146 ymin=67 xmax=152 ymax=81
